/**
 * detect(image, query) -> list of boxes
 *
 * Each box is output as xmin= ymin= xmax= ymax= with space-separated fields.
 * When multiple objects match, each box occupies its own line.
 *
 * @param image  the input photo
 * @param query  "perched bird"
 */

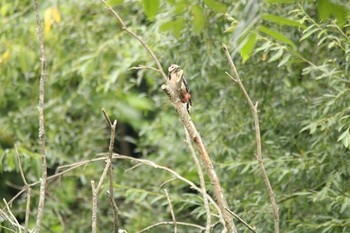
xmin=168 ymin=64 xmax=192 ymax=113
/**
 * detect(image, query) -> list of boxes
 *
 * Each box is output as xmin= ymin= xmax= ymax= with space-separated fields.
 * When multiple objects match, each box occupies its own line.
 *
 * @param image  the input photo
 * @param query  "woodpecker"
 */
xmin=168 ymin=64 xmax=192 ymax=113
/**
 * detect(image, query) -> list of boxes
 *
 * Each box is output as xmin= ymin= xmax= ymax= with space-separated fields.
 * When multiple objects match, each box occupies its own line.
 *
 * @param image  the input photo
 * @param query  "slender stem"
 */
xmin=164 ymin=189 xmax=177 ymax=233
xmin=107 ymin=119 xmax=119 ymax=233
xmin=33 ymin=0 xmax=47 ymax=232
xmin=223 ymin=44 xmax=279 ymax=233
xmin=184 ymin=129 xmax=211 ymax=233
xmin=225 ymin=208 xmax=257 ymax=233
xmin=91 ymin=181 xmax=97 ymax=233
xmin=136 ymin=221 xmax=205 ymax=233
xmin=14 ymin=145 xmax=31 ymax=233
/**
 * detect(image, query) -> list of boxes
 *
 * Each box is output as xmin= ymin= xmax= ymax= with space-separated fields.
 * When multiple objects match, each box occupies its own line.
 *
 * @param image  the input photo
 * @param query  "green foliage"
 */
xmin=1 ymin=0 xmax=350 ymax=232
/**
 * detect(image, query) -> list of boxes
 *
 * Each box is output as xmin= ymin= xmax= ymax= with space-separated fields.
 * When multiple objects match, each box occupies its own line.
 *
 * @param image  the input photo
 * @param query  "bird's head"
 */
xmin=168 ymin=64 xmax=180 ymax=74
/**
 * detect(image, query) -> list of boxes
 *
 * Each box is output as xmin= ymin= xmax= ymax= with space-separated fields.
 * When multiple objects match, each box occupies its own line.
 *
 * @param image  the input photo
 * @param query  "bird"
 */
xmin=168 ymin=64 xmax=192 ymax=113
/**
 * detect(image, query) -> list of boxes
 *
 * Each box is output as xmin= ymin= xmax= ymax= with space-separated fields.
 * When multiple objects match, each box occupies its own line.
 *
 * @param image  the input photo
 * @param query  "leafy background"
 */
xmin=0 ymin=0 xmax=349 ymax=232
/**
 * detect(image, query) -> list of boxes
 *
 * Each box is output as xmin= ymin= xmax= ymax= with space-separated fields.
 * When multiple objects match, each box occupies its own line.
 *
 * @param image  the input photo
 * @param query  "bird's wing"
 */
xmin=181 ymin=74 xmax=190 ymax=93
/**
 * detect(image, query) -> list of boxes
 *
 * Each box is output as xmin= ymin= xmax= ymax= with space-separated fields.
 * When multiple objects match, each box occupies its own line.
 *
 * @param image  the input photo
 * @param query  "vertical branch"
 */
xmin=184 ymin=129 xmax=211 ymax=233
xmin=223 ymin=44 xmax=280 ymax=233
xmin=91 ymin=180 xmax=97 ymax=233
xmin=14 ymin=145 xmax=31 ymax=233
xmin=164 ymin=189 xmax=177 ymax=233
xmin=33 ymin=0 xmax=47 ymax=232
xmin=107 ymin=121 xmax=119 ymax=232
xmin=102 ymin=109 xmax=120 ymax=232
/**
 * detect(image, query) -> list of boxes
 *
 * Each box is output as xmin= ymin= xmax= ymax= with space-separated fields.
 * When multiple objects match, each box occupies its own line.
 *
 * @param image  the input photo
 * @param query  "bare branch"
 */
xmin=164 ymin=189 xmax=177 ymax=233
xmin=14 ymin=145 xmax=31 ymax=233
xmin=2 ymin=199 xmax=23 ymax=232
xmin=99 ymin=0 xmax=168 ymax=81
xmin=107 ymin=118 xmax=119 ymax=233
xmin=136 ymin=221 xmax=205 ymax=233
xmin=184 ymin=129 xmax=211 ymax=233
xmin=33 ymin=0 xmax=47 ymax=231
xmin=225 ymin=208 xmax=257 ymax=233
xmin=91 ymin=180 xmax=97 ymax=233
xmin=223 ymin=44 xmax=280 ymax=233
xmin=128 ymin=65 xmax=160 ymax=73
xmin=102 ymin=108 xmax=113 ymax=128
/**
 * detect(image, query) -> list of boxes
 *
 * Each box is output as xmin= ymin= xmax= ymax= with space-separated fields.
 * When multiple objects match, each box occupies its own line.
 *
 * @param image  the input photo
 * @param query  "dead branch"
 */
xmin=223 ymin=44 xmax=280 ymax=233
xmin=91 ymin=180 xmax=97 ymax=233
xmin=33 ymin=0 xmax=47 ymax=231
xmin=103 ymin=109 xmax=120 ymax=233
xmin=14 ymin=145 xmax=31 ymax=233
xmin=164 ymin=189 xmax=177 ymax=233
xmin=136 ymin=221 xmax=205 ymax=233
xmin=99 ymin=2 xmax=236 ymax=231
xmin=184 ymin=129 xmax=211 ymax=233
xmin=128 ymin=65 xmax=160 ymax=72
xmin=225 ymin=208 xmax=257 ymax=233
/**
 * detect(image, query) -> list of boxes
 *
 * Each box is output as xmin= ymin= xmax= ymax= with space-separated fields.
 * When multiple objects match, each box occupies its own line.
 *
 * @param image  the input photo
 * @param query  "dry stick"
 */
xmin=14 ymin=145 xmax=31 ymax=233
xmin=102 ymin=109 xmax=120 ymax=233
xmin=33 ymin=0 xmax=47 ymax=232
xmin=136 ymin=221 xmax=205 ymax=233
xmin=91 ymin=181 xmax=97 ymax=233
xmin=3 ymin=199 xmax=23 ymax=232
xmin=128 ymin=66 xmax=160 ymax=72
xmin=164 ymin=189 xmax=177 ymax=233
xmin=99 ymin=2 xmax=235 ymax=232
xmin=223 ymin=44 xmax=279 ymax=233
xmin=225 ymin=208 xmax=256 ymax=233
xmin=184 ymin=129 xmax=211 ymax=233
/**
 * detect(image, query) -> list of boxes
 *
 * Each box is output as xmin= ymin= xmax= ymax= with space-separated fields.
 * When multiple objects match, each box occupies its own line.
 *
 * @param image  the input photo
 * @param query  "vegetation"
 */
xmin=0 ymin=0 xmax=349 ymax=232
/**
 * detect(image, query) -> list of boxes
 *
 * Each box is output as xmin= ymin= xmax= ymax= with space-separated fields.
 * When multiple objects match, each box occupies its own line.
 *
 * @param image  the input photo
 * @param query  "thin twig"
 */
xmin=99 ymin=2 xmax=235 ymax=231
xmin=159 ymin=178 xmax=177 ymax=188
xmin=91 ymin=180 xmax=97 ymax=233
xmin=128 ymin=65 xmax=160 ymax=72
xmin=136 ymin=221 xmax=205 ymax=233
xmin=33 ymin=0 xmax=47 ymax=231
xmin=14 ymin=145 xmax=31 ymax=233
xmin=96 ymin=160 xmax=111 ymax=193
xmin=100 ymin=0 xmax=168 ymax=81
xmin=3 ymin=199 xmax=23 ymax=232
xmin=107 ymin=119 xmax=119 ymax=233
xmin=225 ymin=208 xmax=257 ymax=233
xmin=223 ymin=43 xmax=280 ymax=233
xmin=184 ymin=129 xmax=211 ymax=233
xmin=102 ymin=108 xmax=113 ymax=128
xmin=164 ymin=189 xmax=177 ymax=233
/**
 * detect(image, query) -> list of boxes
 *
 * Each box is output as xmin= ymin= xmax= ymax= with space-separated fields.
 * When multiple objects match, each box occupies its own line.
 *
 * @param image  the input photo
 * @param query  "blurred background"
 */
xmin=0 ymin=0 xmax=349 ymax=232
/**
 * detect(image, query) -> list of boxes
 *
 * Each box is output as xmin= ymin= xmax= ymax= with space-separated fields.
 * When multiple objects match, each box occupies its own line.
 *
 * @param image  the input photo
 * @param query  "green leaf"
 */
xmin=142 ymin=0 xmax=159 ymax=20
xmin=191 ymin=5 xmax=205 ymax=34
xmin=337 ymin=128 xmax=350 ymax=148
xmin=159 ymin=21 xmax=174 ymax=32
xmin=259 ymin=26 xmax=296 ymax=48
xmin=240 ymin=33 xmax=257 ymax=63
xmin=107 ymin=0 xmax=124 ymax=5
xmin=266 ymin=0 xmax=296 ymax=3
xmin=268 ymin=48 xmax=283 ymax=63
xmin=278 ymin=53 xmax=291 ymax=67
xmin=300 ymin=28 xmax=320 ymax=41
xmin=317 ymin=0 xmax=348 ymax=26
xmin=262 ymin=14 xmax=306 ymax=28
xmin=173 ymin=18 xmax=184 ymax=38
xmin=204 ymin=0 xmax=227 ymax=13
